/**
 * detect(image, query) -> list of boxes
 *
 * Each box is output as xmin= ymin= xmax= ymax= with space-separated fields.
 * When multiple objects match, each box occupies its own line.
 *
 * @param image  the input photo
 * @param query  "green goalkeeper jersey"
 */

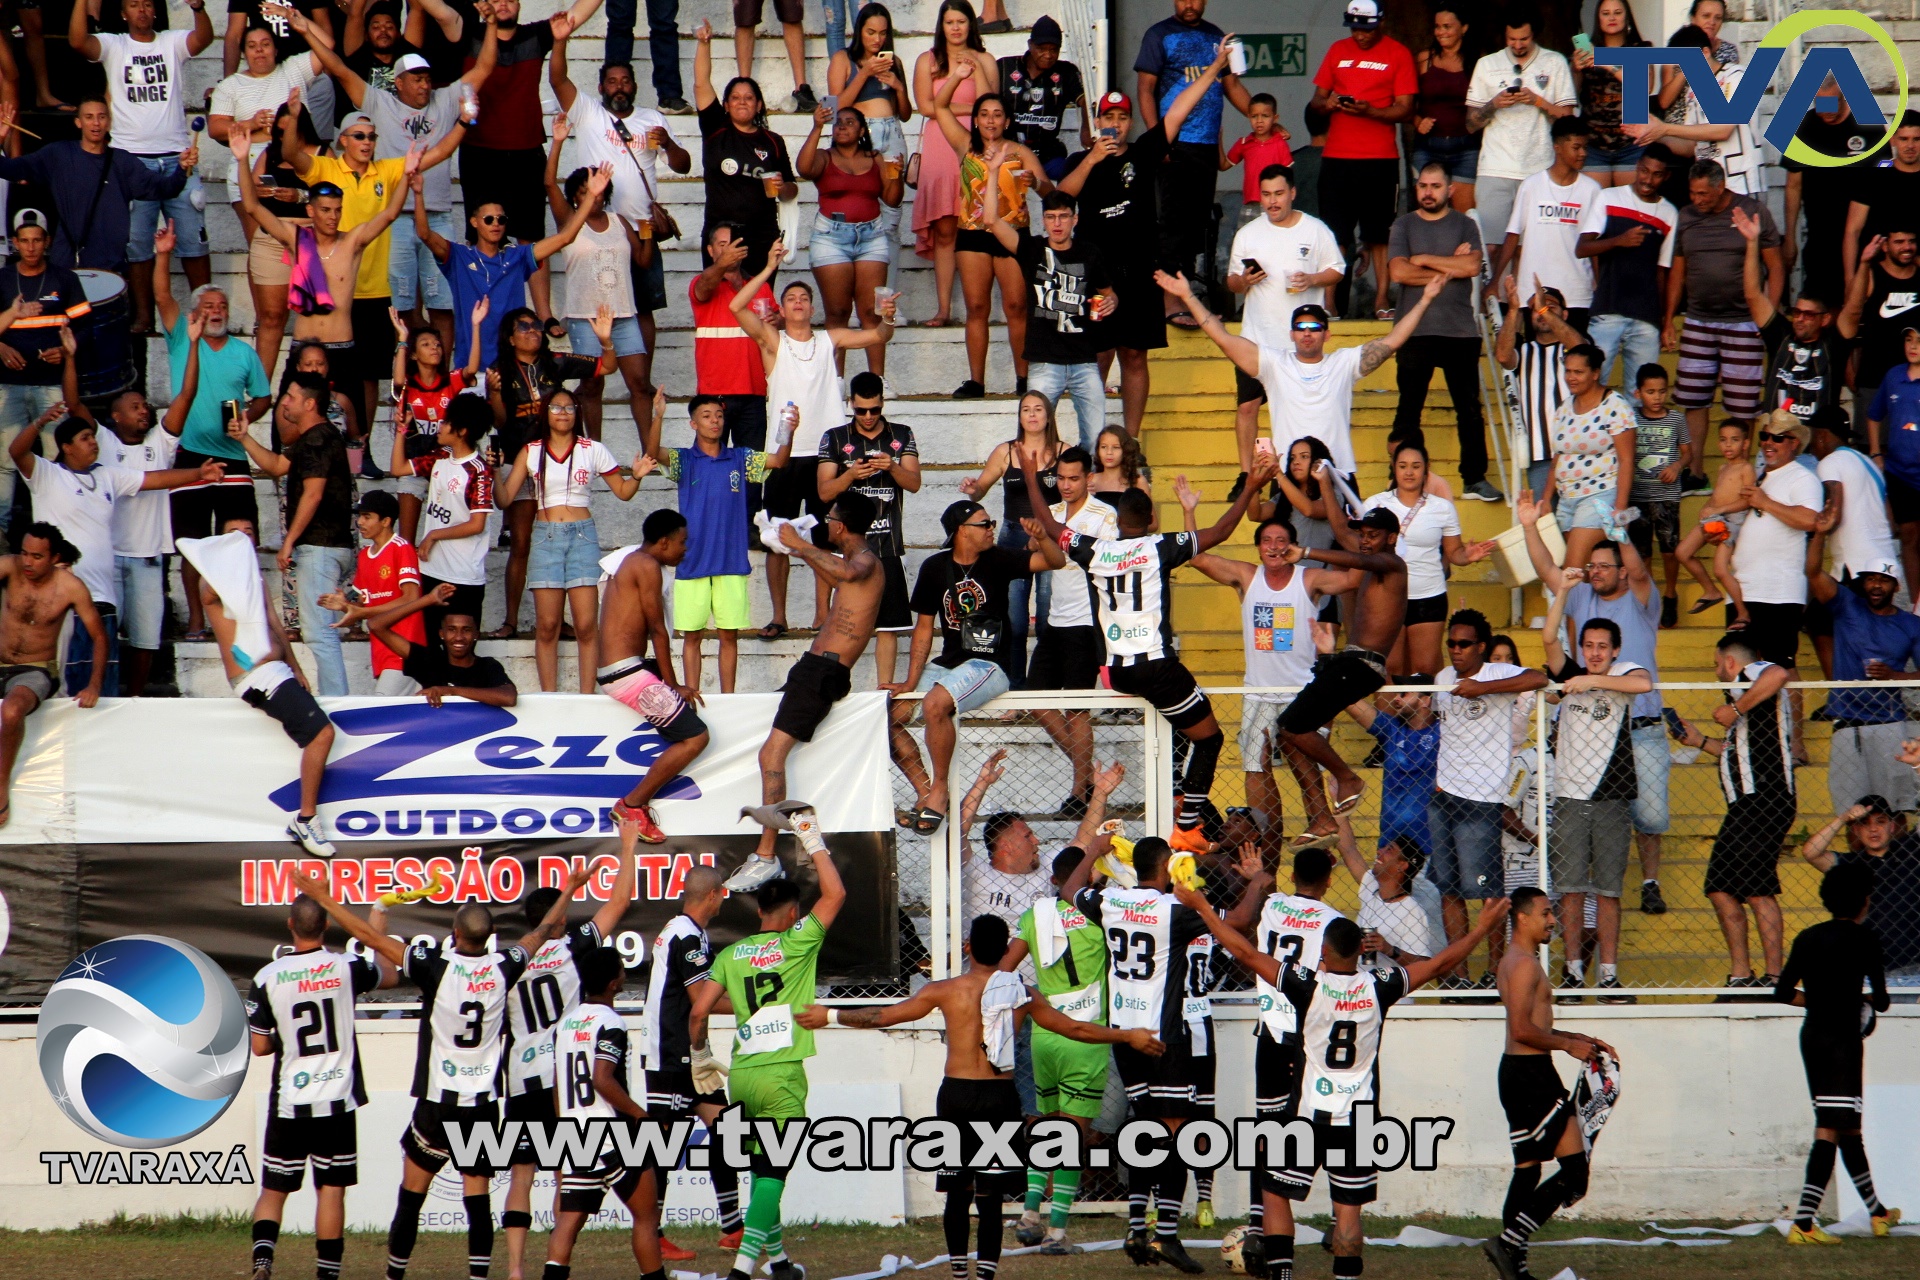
xmin=1016 ymin=896 xmax=1108 ymax=1025
xmin=708 ymin=912 xmax=828 ymax=1067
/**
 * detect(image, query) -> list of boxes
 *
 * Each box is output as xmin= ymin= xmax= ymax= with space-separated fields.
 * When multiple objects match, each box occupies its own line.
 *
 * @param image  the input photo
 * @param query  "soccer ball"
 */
xmin=1221 ymin=1226 xmax=1253 ymax=1275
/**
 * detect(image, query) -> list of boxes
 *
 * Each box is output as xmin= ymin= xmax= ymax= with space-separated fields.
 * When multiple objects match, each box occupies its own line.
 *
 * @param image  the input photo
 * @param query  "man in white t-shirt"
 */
xmin=72 ymin=0 xmax=217 ymax=332
xmin=1808 ymin=405 xmax=1901 ymax=597
xmin=1225 ymin=163 xmax=1345 ymax=488
xmin=1733 ymin=412 xmax=1825 ymax=671
xmin=311 ymin=33 xmax=499 ymax=350
xmin=1494 ymin=116 xmax=1603 ymax=333
xmin=553 ymin=41 xmax=693 ymax=395
xmin=1161 ymin=268 xmax=1442 ymax=483
xmin=100 ymin=386 xmax=185 ymax=697
xmin=958 ymin=751 xmax=1054 ymax=983
xmin=1029 ymin=447 xmax=1119 ymax=812
xmin=1464 ymin=13 xmax=1575 ymax=251
xmin=1428 ymin=607 xmax=1548 ymax=988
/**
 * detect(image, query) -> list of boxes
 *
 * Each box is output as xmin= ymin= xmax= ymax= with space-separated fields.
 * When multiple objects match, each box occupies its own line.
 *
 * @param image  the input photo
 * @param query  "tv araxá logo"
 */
xmin=1599 ymin=10 xmax=1909 ymax=167
xmin=36 ymin=936 xmax=249 ymax=1148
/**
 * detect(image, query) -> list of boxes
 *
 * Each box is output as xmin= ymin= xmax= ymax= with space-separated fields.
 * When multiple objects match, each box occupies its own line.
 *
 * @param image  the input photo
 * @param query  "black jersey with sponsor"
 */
xmin=403 ymin=940 xmax=531 ymax=1104
xmin=644 ymin=913 xmax=713 ymax=1071
xmin=1065 ymin=122 xmax=1171 ymax=272
xmin=1280 ymin=960 xmax=1409 ymax=1119
xmin=818 ymin=419 xmax=918 ymax=558
xmin=504 ymin=921 xmax=610 ymax=1097
xmin=1077 ymin=884 xmax=1205 ymax=1047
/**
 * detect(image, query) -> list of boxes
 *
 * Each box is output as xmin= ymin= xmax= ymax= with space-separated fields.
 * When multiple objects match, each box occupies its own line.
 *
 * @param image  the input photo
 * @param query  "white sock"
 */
xmin=1599 ymin=963 xmax=1618 ymax=982
xmin=1566 ymin=959 xmax=1585 ymax=981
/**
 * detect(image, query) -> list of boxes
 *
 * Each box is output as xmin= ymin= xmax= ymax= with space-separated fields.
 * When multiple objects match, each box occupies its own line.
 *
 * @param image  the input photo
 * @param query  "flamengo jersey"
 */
xmin=1184 ymin=934 xmax=1219 ymax=1056
xmin=1078 ymin=884 xmax=1204 ymax=1041
xmin=553 ymin=1002 xmax=630 ymax=1121
xmin=644 ymin=914 xmax=712 ymax=1071
xmin=504 ymin=921 xmax=608 ymax=1097
xmin=1064 ymin=530 xmax=1196 ymax=667
xmin=404 ymin=941 xmax=531 ymax=1105
xmin=1282 ymin=961 xmax=1409 ymax=1120
xmin=1255 ymin=893 xmax=1345 ymax=1043
xmin=247 ymin=949 xmax=382 ymax=1119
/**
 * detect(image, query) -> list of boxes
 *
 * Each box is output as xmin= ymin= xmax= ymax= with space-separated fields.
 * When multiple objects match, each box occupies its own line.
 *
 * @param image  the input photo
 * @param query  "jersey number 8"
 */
xmin=1326 ymin=1019 xmax=1358 ymax=1069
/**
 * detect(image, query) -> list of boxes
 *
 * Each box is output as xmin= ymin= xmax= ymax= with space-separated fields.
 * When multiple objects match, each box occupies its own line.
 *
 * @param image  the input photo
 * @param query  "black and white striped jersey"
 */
xmin=247 ymin=949 xmax=382 ymax=1118
xmin=1281 ymin=961 xmax=1409 ymax=1120
xmin=1253 ymin=893 xmax=1347 ymax=1044
xmin=1717 ymin=660 xmax=1794 ymax=802
xmin=504 ymin=921 xmax=611 ymax=1097
xmin=404 ymin=941 xmax=531 ymax=1105
xmin=1064 ymin=531 xmax=1196 ymax=666
xmin=553 ymin=1002 xmax=630 ymax=1122
xmin=1077 ymin=884 xmax=1205 ymax=1044
xmin=643 ymin=913 xmax=711 ymax=1072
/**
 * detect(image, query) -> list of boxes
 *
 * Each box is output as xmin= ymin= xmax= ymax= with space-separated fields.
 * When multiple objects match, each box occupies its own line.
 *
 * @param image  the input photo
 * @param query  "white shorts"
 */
xmin=1238 ymin=693 xmax=1323 ymax=769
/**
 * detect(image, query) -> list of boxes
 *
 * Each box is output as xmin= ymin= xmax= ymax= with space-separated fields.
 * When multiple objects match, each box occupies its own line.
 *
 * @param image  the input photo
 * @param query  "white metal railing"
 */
xmin=1056 ymin=0 xmax=1107 ymax=98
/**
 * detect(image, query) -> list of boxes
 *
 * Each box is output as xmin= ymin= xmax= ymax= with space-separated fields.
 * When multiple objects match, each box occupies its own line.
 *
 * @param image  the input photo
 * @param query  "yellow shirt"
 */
xmin=304 ymin=155 xmax=408 ymax=299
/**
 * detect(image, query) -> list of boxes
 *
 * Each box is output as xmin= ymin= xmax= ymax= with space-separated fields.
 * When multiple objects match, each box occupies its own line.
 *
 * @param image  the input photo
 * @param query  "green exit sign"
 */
xmin=1238 ymin=33 xmax=1308 ymax=77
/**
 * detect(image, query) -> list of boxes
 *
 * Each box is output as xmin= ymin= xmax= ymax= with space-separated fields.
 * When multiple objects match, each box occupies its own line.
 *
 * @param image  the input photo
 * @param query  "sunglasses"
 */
xmin=549 ymin=403 xmax=578 ymax=414
xmin=1444 ymin=638 xmax=1479 ymax=648
xmin=478 ymin=214 xmax=508 ymax=226
xmin=512 ymin=318 xmax=543 ymax=332
xmin=341 ymin=131 xmax=376 ymax=142
xmin=963 ymin=518 xmax=996 ymax=530
xmin=851 ymin=405 xmax=883 ymax=416
xmin=1789 ymin=307 xmax=1826 ymax=319
xmin=1757 ymin=430 xmax=1795 ymax=443
xmin=1292 ymin=320 xmax=1326 ymax=332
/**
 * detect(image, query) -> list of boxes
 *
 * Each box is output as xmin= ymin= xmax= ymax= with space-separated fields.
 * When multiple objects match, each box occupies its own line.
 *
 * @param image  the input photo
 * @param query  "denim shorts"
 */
xmin=914 ymin=656 xmax=1011 ymax=715
xmin=389 ymin=211 xmax=457 ymax=311
xmin=1584 ymin=140 xmax=1648 ymax=170
xmin=810 ymin=211 xmax=891 ymax=266
xmin=567 ymin=314 xmax=647 ymax=359
xmin=126 ymin=154 xmax=209 ymax=261
xmin=1408 ymin=134 xmax=1480 ymax=184
xmin=1426 ymin=792 xmax=1506 ymax=898
xmin=528 ymin=518 xmax=604 ymax=589
xmin=116 ymin=554 xmax=166 ymax=650
xmin=1555 ymin=487 xmax=1619 ymax=532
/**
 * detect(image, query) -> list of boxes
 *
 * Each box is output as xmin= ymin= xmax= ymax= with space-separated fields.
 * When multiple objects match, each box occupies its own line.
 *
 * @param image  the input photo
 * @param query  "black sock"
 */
xmin=463 ymin=1192 xmax=494 ymax=1280
xmin=387 ymin=1188 xmax=428 ymax=1280
xmin=1332 ymin=1255 xmax=1362 ymax=1279
xmin=712 ymin=1144 xmax=745 ymax=1233
xmin=1797 ymin=1139 xmax=1836 ymax=1229
xmin=944 ymin=1179 xmax=973 ymax=1278
xmin=540 ymin=1266 xmax=570 ymax=1280
xmin=1177 ymin=730 xmax=1223 ymax=827
xmin=1519 ymin=1153 xmax=1589 ymax=1242
xmin=1837 ymin=1133 xmax=1886 ymax=1215
xmin=1269 ymin=1233 xmax=1294 ymax=1280
xmin=1128 ymin=1161 xmax=1153 ymax=1233
xmin=1247 ymin=1173 xmax=1264 ymax=1236
xmin=974 ymin=1191 xmax=1004 ymax=1280
xmin=1499 ymin=1164 xmax=1541 ymax=1254
xmin=253 ymin=1219 xmax=280 ymax=1270
xmin=500 ymin=1210 xmax=532 ymax=1233
xmin=315 ymin=1236 xmax=343 ymax=1280
xmin=642 ymin=1269 xmax=668 ymax=1280
xmin=1156 ymin=1163 xmax=1189 ymax=1239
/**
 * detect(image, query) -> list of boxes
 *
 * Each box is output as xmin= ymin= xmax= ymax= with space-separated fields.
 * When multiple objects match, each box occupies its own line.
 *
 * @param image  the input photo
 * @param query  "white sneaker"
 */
xmin=724 ymin=855 xmax=786 ymax=892
xmin=287 ymin=814 xmax=337 ymax=857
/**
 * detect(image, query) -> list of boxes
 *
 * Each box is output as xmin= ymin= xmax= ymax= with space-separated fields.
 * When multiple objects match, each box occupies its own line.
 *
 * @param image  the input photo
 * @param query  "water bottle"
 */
xmin=1227 ymin=39 xmax=1248 ymax=77
xmin=1602 ymin=505 xmax=1639 ymax=543
xmin=459 ymin=82 xmax=480 ymax=125
xmin=775 ymin=401 xmax=798 ymax=449
xmin=188 ymin=117 xmax=207 ymax=211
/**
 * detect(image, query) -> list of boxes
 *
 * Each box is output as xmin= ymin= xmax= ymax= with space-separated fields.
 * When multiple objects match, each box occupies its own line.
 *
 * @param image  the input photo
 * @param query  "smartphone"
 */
xmin=1099 ymin=126 xmax=1119 ymax=140
xmin=1241 ymin=258 xmax=1262 ymax=275
xmin=821 ymin=93 xmax=838 ymax=115
xmin=1663 ymin=707 xmax=1689 ymax=742
xmin=1572 ymin=32 xmax=1594 ymax=56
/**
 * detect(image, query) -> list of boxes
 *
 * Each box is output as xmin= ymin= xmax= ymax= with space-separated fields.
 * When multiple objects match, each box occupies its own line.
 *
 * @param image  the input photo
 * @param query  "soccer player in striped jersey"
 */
xmin=502 ymin=819 xmax=649 ymax=1277
xmin=246 ymin=892 xmax=394 ymax=1280
xmin=291 ymin=863 xmax=591 ymax=1280
xmin=1175 ymin=880 xmax=1507 ymax=1280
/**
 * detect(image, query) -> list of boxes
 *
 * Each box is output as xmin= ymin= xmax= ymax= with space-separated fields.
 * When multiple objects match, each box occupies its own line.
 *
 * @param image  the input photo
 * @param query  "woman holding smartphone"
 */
xmin=1573 ymin=0 xmax=1651 ymax=187
xmin=829 ymin=4 xmax=912 ymax=241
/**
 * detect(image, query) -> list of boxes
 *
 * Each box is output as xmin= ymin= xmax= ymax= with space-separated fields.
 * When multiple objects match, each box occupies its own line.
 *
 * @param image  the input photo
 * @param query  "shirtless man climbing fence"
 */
xmin=0 ymin=522 xmax=107 ymax=824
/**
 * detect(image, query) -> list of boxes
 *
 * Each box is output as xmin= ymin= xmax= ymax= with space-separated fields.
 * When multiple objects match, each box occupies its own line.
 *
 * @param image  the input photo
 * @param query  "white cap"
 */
xmin=1344 ymin=0 xmax=1382 ymax=27
xmin=394 ymin=53 xmax=432 ymax=75
xmin=1862 ymin=560 xmax=1903 ymax=580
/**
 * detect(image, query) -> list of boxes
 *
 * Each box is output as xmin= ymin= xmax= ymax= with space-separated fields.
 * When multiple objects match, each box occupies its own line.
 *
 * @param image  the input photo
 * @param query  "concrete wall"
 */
xmin=5 ymin=1004 xmax=1917 ymax=1228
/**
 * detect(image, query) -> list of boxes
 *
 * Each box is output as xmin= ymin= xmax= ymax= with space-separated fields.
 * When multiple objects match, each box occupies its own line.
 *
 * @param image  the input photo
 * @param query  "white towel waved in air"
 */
xmin=176 ymin=532 xmax=273 ymax=672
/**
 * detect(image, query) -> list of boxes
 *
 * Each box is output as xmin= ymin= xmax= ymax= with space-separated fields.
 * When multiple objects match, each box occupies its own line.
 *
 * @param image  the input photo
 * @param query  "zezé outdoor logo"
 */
xmin=36 ymin=936 xmax=248 ymax=1148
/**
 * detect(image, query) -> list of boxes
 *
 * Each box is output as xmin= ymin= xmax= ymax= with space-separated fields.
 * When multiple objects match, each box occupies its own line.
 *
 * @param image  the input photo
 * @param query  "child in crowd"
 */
xmin=1342 ymin=679 xmax=1439 ymax=860
xmin=1675 ymin=418 xmax=1755 ymax=625
xmin=1626 ymin=365 xmax=1690 ymax=628
xmin=1223 ymin=92 xmax=1293 ymax=228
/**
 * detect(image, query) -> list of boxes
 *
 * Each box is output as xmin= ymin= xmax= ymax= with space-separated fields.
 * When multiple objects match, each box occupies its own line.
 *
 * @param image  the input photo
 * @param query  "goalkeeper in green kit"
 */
xmin=997 ymin=760 xmax=1128 ymax=1254
xmin=690 ymin=802 xmax=845 ymax=1280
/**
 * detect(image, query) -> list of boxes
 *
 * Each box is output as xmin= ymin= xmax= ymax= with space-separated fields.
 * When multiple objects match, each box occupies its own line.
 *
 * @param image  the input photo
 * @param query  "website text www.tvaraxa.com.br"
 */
xmin=445 ymin=1106 xmax=1458 ymax=1175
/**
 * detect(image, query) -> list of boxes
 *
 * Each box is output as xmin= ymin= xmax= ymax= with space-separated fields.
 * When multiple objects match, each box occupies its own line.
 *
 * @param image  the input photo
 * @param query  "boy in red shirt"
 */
xmin=323 ymin=490 xmax=425 ymax=694
xmin=1225 ymin=93 xmax=1294 ymax=227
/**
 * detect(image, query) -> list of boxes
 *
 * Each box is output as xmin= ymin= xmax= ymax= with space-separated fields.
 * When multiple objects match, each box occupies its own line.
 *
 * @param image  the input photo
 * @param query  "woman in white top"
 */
xmin=208 ymin=27 xmax=326 ymax=234
xmin=1361 ymin=440 xmax=1494 ymax=678
xmin=546 ymin=115 xmax=653 ymax=442
xmin=731 ymin=236 xmax=896 ymax=636
xmin=497 ymin=371 xmax=650 ymax=692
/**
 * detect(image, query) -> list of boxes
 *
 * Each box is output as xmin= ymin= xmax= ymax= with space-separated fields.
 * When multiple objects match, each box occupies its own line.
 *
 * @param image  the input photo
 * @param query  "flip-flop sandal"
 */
xmin=544 ymin=317 xmax=568 ymax=340
xmin=919 ymin=316 xmax=954 ymax=328
xmin=1166 ymin=309 xmax=1200 ymax=330
xmin=1331 ymin=785 xmax=1366 ymax=815
xmin=759 ymin=621 xmax=788 ymax=640
xmin=1376 ymin=308 xmax=1397 ymax=321
xmin=911 ymin=806 xmax=947 ymax=835
xmin=896 ymin=808 xmax=917 ymax=830
xmin=183 ymin=628 xmax=212 ymax=642
xmin=1291 ymin=831 xmax=1340 ymax=851
xmin=1725 ymin=617 xmax=1749 ymax=631
xmin=1688 ymin=596 xmax=1725 ymax=614
xmin=485 ymin=623 xmax=516 ymax=639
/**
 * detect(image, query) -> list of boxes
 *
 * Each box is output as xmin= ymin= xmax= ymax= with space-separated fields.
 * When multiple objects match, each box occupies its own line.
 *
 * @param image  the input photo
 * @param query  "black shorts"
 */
xmin=1498 ymin=1053 xmax=1573 ymax=1165
xmin=1404 ymin=592 xmax=1448 ymax=626
xmin=1888 ymin=473 xmax=1920 ymax=525
xmin=1275 ymin=1112 xmax=1378 ymax=1205
xmin=1731 ymin=600 xmax=1803 ymax=667
xmin=877 ymin=554 xmax=912 ymax=631
xmin=932 ymin=1076 xmax=1028 ymax=1196
xmin=1704 ymin=791 xmax=1795 ymax=899
xmin=733 ymin=0 xmax=803 ymax=26
xmin=403 ymin=1097 xmax=502 ymax=1175
xmin=1106 ymin=657 xmax=1212 ymax=732
xmin=1026 ymin=623 xmax=1103 ymax=691
xmin=1235 ymin=365 xmax=1266 ymax=407
xmin=559 ymin=1146 xmax=654 ymax=1214
xmin=169 ymin=466 xmax=260 ymax=541
xmin=1187 ymin=1041 xmax=1217 ymax=1114
xmin=348 ymin=297 xmax=393 ymax=390
xmin=1253 ymin=1033 xmax=1304 ymax=1118
xmin=772 ymin=650 xmax=853 ymax=742
xmin=1090 ymin=264 xmax=1169 ymax=353
xmin=1115 ymin=1039 xmax=1205 ymax=1119
xmin=1801 ymin=1031 xmax=1866 ymax=1130
xmin=1279 ymin=648 xmax=1389 ymax=736
xmin=243 ymin=675 xmax=333 ymax=748
xmin=1627 ymin=500 xmax=1681 ymax=558
xmin=1318 ymin=157 xmax=1399 ymax=247
xmin=762 ymin=460 xmax=831 ymax=543
xmin=459 ymin=143 xmax=549 ymax=243
xmin=955 ymin=227 xmax=1014 ymax=259
xmin=507 ymin=1086 xmax=557 ymax=1166
xmin=646 ymin=1068 xmax=728 ymax=1119
xmin=261 ymin=1110 xmax=359 ymax=1192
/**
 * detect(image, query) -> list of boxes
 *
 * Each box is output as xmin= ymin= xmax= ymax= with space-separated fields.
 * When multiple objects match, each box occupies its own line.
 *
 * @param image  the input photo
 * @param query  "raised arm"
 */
xmin=728 ymin=240 xmax=786 ymax=355
xmin=1155 ymin=270 xmax=1261 ymax=376
xmin=1540 ymin=565 xmax=1572 ymax=674
xmin=411 ymin=171 xmax=452 ymax=261
xmin=1731 ymin=206 xmax=1774 ymax=329
xmin=1404 ymin=899 xmax=1511 ymax=991
xmin=931 ymin=60 xmax=979 ymax=155
xmin=230 ymin=131 xmax=298 ymax=250
xmin=693 ymin=19 xmax=718 ymax=110
xmin=288 ymin=869 xmax=407 ymax=966
xmin=1193 ymin=456 xmax=1277 ymax=552
xmin=1358 ymin=275 xmax=1445 ymax=375
xmin=1172 ymin=881 xmax=1276 ymax=982
xmin=161 ymin=311 xmax=205 ymax=437
xmin=1159 ymin=37 xmax=1231 ymax=142
xmin=516 ymin=865 xmax=596 ymax=952
xmin=532 ymin=163 xmax=611 ymax=263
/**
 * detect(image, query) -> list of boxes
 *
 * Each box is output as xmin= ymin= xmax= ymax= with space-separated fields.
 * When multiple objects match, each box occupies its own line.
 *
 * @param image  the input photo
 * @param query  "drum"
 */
xmin=73 ymin=268 xmax=135 ymax=401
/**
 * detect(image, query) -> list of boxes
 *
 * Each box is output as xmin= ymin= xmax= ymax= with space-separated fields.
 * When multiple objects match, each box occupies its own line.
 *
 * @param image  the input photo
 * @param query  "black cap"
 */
xmin=1809 ymin=404 xmax=1852 ymax=442
xmin=941 ymin=499 xmax=988 ymax=549
xmin=355 ymin=490 xmax=400 ymax=520
xmin=1291 ymin=303 xmax=1330 ymax=327
xmin=1030 ymin=14 xmax=1062 ymax=45
xmin=1357 ymin=508 xmax=1401 ymax=534
xmin=1852 ymin=794 xmax=1896 ymax=819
